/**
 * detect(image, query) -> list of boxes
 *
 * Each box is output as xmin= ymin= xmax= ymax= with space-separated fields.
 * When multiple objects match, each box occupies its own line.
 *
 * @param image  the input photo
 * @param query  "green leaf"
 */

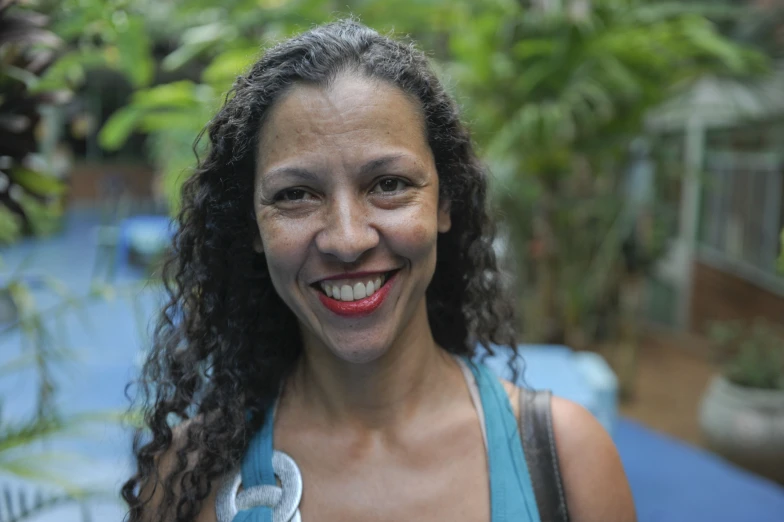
xmin=17 ymin=195 xmax=64 ymax=237
xmin=202 ymin=47 xmax=260 ymax=88
xmin=131 ymin=80 xmax=207 ymax=109
xmin=9 ymin=168 xmax=67 ymax=197
xmin=115 ymin=16 xmax=155 ymax=87
xmin=0 ymin=455 xmax=89 ymax=496
xmin=162 ymin=22 xmax=235 ymax=72
xmin=98 ymin=106 xmax=142 ymax=151
xmin=512 ymin=39 xmax=556 ymax=60
xmin=683 ymin=18 xmax=746 ymax=73
xmin=138 ymin=110 xmax=210 ymax=134
xmin=32 ymin=49 xmax=106 ymax=93
xmin=0 ymin=206 xmax=23 ymax=245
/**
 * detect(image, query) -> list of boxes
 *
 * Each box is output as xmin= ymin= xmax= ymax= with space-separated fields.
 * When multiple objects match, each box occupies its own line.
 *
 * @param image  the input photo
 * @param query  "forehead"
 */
xmin=256 ymin=75 xmax=431 ymax=174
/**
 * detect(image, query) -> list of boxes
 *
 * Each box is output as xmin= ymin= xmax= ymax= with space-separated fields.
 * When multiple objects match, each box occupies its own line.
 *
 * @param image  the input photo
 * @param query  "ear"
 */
xmin=437 ymin=199 xmax=452 ymax=233
xmin=253 ymin=235 xmax=264 ymax=254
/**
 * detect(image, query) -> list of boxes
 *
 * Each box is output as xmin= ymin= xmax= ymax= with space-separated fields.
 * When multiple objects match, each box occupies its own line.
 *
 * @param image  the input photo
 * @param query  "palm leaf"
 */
xmin=0 ymin=482 xmax=110 ymax=522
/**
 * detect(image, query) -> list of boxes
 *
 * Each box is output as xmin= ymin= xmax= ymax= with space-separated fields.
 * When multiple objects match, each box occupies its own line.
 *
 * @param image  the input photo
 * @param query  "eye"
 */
xmin=373 ymin=178 xmax=408 ymax=194
xmin=275 ymin=188 xmax=312 ymax=202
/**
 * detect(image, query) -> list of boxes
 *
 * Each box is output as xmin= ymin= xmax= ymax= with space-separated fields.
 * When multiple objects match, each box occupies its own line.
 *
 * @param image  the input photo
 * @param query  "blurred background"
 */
xmin=2 ymin=0 xmax=784 ymax=520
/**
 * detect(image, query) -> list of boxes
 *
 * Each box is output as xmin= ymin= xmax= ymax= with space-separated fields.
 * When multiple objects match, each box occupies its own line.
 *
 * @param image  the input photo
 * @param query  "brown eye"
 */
xmin=375 ymin=178 xmax=406 ymax=193
xmin=276 ymin=188 xmax=308 ymax=201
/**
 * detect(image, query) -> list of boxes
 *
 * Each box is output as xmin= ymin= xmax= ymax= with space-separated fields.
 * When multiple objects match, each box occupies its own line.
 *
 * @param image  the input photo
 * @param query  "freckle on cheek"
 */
xmin=412 ymin=223 xmax=430 ymax=244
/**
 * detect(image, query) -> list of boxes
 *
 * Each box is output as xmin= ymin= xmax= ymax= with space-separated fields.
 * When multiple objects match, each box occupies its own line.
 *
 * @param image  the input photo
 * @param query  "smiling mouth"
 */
xmin=314 ymin=270 xmax=398 ymax=302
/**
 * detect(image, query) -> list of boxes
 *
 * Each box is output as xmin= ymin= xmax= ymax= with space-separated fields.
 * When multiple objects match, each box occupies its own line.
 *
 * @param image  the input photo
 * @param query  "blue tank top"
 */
xmin=232 ymin=360 xmax=541 ymax=522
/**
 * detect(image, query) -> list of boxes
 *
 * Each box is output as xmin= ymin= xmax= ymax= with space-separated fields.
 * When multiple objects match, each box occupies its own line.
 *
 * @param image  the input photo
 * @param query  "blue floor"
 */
xmin=2 ymin=207 xmax=783 ymax=522
xmin=616 ymin=419 xmax=784 ymax=522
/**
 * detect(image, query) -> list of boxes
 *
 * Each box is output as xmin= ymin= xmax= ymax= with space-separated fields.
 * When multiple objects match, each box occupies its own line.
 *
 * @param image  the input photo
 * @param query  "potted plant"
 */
xmin=699 ymin=319 xmax=784 ymax=483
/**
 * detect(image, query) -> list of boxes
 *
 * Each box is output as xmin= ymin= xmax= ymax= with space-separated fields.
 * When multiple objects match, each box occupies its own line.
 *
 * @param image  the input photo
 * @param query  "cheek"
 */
xmin=410 ymin=221 xmax=434 ymax=247
xmin=256 ymin=215 xmax=310 ymax=279
xmin=380 ymin=206 xmax=440 ymax=260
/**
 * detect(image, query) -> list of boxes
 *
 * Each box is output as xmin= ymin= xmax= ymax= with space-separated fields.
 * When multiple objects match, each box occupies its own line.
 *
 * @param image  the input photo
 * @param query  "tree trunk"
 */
xmin=534 ymin=179 xmax=562 ymax=343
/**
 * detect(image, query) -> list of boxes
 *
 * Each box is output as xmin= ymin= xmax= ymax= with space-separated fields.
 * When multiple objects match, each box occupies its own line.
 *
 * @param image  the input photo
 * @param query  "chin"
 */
xmin=325 ymin=336 xmax=391 ymax=365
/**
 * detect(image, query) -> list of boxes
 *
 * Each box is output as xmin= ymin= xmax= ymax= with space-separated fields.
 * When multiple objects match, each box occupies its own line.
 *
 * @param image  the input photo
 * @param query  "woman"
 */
xmin=124 ymin=20 xmax=636 ymax=522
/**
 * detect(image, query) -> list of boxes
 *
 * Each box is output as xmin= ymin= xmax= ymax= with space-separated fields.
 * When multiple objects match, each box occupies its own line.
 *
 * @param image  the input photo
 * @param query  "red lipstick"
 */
xmin=317 ymin=271 xmax=397 ymax=317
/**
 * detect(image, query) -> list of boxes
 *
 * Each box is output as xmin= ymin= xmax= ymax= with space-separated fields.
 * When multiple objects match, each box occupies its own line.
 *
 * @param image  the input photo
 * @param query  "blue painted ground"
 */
xmin=2 ymin=207 xmax=783 ymax=522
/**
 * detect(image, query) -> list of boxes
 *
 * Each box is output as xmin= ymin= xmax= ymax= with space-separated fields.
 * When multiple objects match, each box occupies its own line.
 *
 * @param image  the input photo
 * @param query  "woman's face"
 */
xmin=254 ymin=75 xmax=450 ymax=364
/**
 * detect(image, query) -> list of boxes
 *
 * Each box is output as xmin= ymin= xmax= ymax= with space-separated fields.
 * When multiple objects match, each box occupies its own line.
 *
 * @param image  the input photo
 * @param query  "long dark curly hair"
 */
xmin=122 ymin=19 xmax=518 ymax=522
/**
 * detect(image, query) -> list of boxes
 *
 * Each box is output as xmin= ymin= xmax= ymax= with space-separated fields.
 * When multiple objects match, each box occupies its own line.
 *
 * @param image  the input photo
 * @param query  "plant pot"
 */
xmin=699 ymin=375 xmax=784 ymax=483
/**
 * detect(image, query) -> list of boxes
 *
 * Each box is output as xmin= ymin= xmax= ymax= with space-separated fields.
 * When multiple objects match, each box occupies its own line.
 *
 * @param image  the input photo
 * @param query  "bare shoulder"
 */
xmin=550 ymin=397 xmax=636 ymax=522
xmin=141 ymin=416 xmax=218 ymax=522
xmin=500 ymin=378 xmax=521 ymax=419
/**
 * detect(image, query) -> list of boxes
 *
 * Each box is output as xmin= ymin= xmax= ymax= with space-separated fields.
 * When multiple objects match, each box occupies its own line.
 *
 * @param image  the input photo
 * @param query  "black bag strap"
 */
xmin=518 ymin=388 xmax=570 ymax=522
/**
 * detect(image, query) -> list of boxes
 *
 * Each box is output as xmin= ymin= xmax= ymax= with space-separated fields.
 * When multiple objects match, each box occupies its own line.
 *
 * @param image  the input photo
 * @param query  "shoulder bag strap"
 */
xmin=518 ymin=388 xmax=570 ymax=522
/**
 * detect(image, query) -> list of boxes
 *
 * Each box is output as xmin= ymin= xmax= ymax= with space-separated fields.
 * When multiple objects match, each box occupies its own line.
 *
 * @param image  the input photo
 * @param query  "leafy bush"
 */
xmin=445 ymin=0 xmax=767 ymax=346
xmin=0 ymin=1 xmax=70 ymax=245
xmin=707 ymin=319 xmax=784 ymax=390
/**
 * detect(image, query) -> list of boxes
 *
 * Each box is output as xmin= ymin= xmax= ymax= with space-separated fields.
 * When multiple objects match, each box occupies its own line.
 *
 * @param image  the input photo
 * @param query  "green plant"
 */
xmin=0 ymin=482 xmax=99 ymax=522
xmin=35 ymin=0 xmax=155 ymax=92
xmin=707 ymin=319 xmax=784 ymax=390
xmin=0 ymin=340 xmax=107 ymax=522
xmin=93 ymin=0 xmax=453 ymax=211
xmin=0 ymin=392 xmax=124 ymax=521
xmin=445 ymin=0 xmax=766 ymax=360
xmin=0 ymin=263 xmax=141 ymax=519
xmin=0 ymin=0 xmax=70 ymax=246
xmin=692 ymin=0 xmax=784 ymax=60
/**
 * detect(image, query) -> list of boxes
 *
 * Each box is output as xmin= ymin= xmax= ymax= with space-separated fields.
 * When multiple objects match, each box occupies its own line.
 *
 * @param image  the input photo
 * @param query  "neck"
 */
xmin=288 ymin=303 xmax=456 ymax=431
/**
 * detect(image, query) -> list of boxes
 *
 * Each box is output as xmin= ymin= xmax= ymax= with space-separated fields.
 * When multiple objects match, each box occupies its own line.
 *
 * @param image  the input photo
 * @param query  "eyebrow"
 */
xmin=262 ymin=153 xmax=414 ymax=183
xmin=358 ymin=153 xmax=410 ymax=176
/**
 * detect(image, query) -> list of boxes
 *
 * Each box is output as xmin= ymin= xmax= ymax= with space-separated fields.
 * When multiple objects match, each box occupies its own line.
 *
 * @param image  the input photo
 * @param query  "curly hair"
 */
xmin=122 ymin=19 xmax=517 ymax=522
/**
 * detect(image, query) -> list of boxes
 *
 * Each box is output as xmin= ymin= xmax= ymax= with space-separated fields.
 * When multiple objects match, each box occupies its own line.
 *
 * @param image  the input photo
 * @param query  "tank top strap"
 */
xmin=235 ymin=407 xmax=277 ymax=522
xmin=461 ymin=358 xmax=542 ymax=522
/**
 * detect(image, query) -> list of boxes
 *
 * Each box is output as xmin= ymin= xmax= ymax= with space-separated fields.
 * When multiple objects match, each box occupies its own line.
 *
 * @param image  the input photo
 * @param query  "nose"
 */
xmin=315 ymin=194 xmax=379 ymax=263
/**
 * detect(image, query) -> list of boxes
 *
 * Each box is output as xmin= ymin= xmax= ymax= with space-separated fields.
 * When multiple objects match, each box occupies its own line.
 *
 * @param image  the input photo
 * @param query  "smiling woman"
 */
xmin=254 ymin=77 xmax=450 ymax=364
xmin=123 ymin=20 xmax=635 ymax=522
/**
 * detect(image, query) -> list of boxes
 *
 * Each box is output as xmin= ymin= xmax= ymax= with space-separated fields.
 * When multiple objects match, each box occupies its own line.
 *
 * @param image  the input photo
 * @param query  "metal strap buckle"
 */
xmin=216 ymin=451 xmax=303 ymax=522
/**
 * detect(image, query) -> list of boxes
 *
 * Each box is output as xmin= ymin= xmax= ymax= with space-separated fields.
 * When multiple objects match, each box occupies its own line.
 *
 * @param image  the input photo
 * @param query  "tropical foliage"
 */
xmin=0 ymin=0 xmax=70 ymax=245
xmin=0 ymin=263 xmax=102 ymax=519
xmin=92 ymin=0 xmax=454 ymax=210
xmin=50 ymin=1 xmax=766 ymax=392
xmin=703 ymin=0 xmax=784 ymax=60
xmin=445 ymin=1 xmax=766 ymax=359
xmin=0 ymin=260 xmax=143 ymax=519
xmin=5 ymin=0 xmax=777 ymax=399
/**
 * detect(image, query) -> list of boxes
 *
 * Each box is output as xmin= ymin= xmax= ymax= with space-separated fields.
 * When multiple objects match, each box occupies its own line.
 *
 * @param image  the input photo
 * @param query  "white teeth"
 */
xmin=320 ymin=273 xmax=389 ymax=302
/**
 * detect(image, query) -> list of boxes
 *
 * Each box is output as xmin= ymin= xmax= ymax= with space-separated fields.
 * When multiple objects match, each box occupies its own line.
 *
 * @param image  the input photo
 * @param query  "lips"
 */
xmin=315 ymin=270 xmax=398 ymax=317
